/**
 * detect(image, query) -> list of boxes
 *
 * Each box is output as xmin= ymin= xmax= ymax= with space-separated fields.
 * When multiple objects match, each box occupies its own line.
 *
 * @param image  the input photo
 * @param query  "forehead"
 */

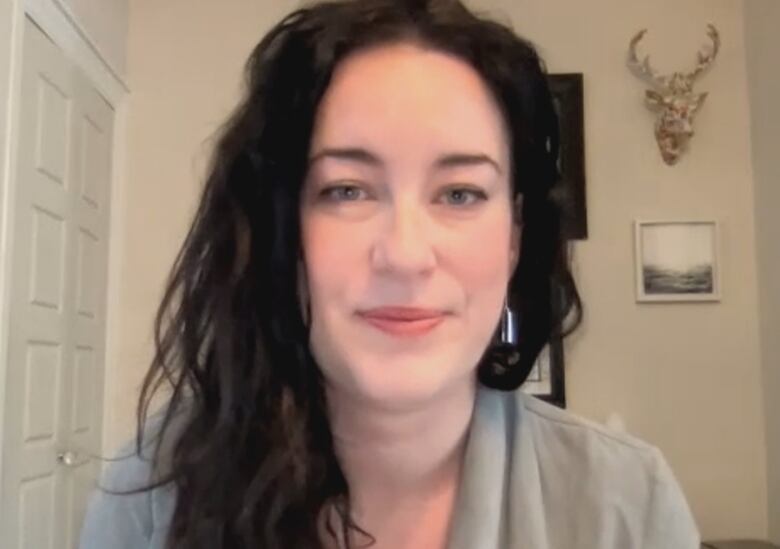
xmin=309 ymin=42 xmax=509 ymax=162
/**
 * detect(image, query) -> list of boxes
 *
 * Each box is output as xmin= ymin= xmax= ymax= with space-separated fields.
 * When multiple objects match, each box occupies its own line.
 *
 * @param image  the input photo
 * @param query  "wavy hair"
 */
xmin=132 ymin=0 xmax=582 ymax=547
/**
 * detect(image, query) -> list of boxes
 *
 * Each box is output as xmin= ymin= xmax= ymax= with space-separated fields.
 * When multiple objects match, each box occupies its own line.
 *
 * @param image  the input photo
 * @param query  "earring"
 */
xmin=499 ymin=296 xmax=518 ymax=346
xmin=483 ymin=296 xmax=520 ymax=380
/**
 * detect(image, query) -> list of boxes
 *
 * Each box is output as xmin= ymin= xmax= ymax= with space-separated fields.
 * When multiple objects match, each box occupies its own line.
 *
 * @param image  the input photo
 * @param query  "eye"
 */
xmin=440 ymin=186 xmax=488 ymax=207
xmin=318 ymin=183 xmax=368 ymax=202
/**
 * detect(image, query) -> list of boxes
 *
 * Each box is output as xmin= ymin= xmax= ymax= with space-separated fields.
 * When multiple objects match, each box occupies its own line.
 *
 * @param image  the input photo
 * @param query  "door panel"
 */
xmin=1 ymin=17 xmax=114 ymax=549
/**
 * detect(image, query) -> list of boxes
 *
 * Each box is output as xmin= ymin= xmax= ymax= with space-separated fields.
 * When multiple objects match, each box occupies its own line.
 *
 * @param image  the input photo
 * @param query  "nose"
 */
xmin=370 ymin=198 xmax=436 ymax=276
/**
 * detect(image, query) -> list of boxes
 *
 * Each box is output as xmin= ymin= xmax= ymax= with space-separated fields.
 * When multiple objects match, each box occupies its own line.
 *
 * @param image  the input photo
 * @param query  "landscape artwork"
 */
xmin=635 ymin=221 xmax=720 ymax=302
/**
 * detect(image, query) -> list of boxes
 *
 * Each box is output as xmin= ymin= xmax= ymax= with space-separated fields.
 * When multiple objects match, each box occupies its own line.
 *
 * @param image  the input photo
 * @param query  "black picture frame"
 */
xmin=519 ymin=73 xmax=586 ymax=408
xmin=522 ymin=289 xmax=567 ymax=409
xmin=548 ymin=73 xmax=587 ymax=241
xmin=535 ymin=335 xmax=566 ymax=409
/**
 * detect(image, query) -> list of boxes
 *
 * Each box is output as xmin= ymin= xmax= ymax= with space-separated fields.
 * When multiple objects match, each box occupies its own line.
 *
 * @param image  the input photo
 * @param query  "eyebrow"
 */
xmin=307 ymin=147 xmax=503 ymax=175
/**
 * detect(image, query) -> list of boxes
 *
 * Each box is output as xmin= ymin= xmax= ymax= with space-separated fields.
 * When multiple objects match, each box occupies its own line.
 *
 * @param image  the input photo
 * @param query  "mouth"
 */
xmin=356 ymin=307 xmax=448 ymax=337
xmin=358 ymin=315 xmax=445 ymax=337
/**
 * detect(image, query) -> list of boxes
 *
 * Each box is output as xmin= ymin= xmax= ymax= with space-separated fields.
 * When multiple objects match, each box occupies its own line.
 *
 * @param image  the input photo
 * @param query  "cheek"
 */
xmin=453 ymin=214 xmax=514 ymax=291
xmin=301 ymin=216 xmax=369 ymax=309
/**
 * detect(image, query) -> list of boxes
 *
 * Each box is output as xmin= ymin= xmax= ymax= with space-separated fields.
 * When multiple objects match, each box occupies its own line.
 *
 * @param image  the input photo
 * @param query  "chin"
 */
xmin=331 ymin=351 xmax=475 ymax=411
xmin=311 ymin=312 xmax=486 ymax=410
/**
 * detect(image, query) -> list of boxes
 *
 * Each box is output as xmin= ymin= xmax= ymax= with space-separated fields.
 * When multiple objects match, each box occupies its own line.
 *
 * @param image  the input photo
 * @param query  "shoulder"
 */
xmin=478 ymin=386 xmax=661 ymax=470
xmin=78 ymin=405 xmax=183 ymax=549
xmin=513 ymin=390 xmax=677 ymax=497
xmin=517 ymin=390 xmax=662 ymax=472
xmin=478 ymin=387 xmax=700 ymax=547
xmin=99 ymin=401 xmax=186 ymax=490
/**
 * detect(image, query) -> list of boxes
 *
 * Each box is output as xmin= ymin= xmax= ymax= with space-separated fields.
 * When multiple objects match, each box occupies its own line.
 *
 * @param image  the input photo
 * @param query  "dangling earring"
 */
xmin=484 ymin=295 xmax=520 ymax=380
xmin=499 ymin=296 xmax=518 ymax=346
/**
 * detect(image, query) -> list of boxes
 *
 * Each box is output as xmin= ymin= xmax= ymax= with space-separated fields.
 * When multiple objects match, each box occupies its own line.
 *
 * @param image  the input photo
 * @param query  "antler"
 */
xmin=627 ymin=29 xmax=668 ymax=90
xmin=686 ymin=24 xmax=720 ymax=81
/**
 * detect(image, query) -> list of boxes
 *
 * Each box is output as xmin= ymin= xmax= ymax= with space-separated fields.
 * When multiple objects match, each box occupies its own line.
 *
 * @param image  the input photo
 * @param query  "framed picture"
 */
xmin=521 ymin=332 xmax=566 ymax=408
xmin=548 ymin=73 xmax=587 ymax=240
xmin=634 ymin=220 xmax=721 ymax=302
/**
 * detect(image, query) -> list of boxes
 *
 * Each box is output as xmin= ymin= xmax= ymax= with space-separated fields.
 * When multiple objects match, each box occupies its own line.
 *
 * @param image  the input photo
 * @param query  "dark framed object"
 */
xmin=634 ymin=220 xmax=721 ymax=302
xmin=521 ymin=285 xmax=567 ymax=408
xmin=517 ymin=73 xmax=586 ymax=408
xmin=521 ymin=333 xmax=566 ymax=408
xmin=547 ymin=73 xmax=587 ymax=240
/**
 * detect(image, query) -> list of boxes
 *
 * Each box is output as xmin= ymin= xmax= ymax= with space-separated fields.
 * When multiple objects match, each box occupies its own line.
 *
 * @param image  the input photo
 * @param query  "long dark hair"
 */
xmin=132 ymin=0 xmax=582 ymax=547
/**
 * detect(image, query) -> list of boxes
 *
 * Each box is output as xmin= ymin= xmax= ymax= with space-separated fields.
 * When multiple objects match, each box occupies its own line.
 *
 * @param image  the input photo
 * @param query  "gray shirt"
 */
xmin=79 ymin=386 xmax=701 ymax=548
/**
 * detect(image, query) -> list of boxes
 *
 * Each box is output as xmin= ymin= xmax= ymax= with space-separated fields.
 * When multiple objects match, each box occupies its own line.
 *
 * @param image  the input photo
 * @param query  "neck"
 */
xmin=326 ymin=378 xmax=478 ymax=506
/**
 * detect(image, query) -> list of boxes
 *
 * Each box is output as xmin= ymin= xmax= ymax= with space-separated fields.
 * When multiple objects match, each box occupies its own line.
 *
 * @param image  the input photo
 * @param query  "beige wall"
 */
xmin=60 ymin=0 xmax=128 ymax=75
xmin=745 ymin=0 xmax=780 ymax=543
xmin=117 ymin=0 xmax=769 ymax=540
xmin=107 ymin=0 xmax=302 ymax=452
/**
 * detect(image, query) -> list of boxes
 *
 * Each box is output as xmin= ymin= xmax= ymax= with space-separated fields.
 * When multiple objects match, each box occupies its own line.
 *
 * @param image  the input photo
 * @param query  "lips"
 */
xmin=357 ymin=307 xmax=447 ymax=337
xmin=358 ymin=306 xmax=446 ymax=320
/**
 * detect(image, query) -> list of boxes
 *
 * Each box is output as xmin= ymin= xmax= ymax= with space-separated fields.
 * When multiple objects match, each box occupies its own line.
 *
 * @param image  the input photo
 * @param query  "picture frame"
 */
xmin=515 ymin=73 xmax=584 ymax=408
xmin=521 ymin=283 xmax=567 ymax=408
xmin=521 ymin=334 xmax=566 ymax=408
xmin=634 ymin=220 xmax=721 ymax=302
xmin=548 ymin=73 xmax=587 ymax=241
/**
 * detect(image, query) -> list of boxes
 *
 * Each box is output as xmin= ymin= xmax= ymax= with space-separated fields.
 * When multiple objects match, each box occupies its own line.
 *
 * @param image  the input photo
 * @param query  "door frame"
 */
xmin=0 ymin=0 xmax=129 ymax=499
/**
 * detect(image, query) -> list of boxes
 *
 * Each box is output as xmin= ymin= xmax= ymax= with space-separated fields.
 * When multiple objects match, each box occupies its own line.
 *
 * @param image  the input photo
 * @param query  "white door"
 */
xmin=1 ymin=17 xmax=114 ymax=549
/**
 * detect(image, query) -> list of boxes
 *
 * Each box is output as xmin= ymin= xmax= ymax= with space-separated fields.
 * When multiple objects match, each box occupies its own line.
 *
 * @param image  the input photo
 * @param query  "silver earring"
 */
xmin=499 ymin=297 xmax=518 ymax=346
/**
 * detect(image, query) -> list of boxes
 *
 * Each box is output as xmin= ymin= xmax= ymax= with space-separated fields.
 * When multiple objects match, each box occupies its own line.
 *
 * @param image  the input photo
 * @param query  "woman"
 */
xmin=79 ymin=0 xmax=700 ymax=547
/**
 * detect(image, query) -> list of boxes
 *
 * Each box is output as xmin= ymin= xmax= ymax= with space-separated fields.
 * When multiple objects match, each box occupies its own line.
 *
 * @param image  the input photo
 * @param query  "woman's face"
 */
xmin=299 ymin=42 xmax=521 ymax=410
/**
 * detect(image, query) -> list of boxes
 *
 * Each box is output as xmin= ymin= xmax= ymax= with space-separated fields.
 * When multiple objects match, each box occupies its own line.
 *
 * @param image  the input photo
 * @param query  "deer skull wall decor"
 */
xmin=627 ymin=24 xmax=720 ymax=165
